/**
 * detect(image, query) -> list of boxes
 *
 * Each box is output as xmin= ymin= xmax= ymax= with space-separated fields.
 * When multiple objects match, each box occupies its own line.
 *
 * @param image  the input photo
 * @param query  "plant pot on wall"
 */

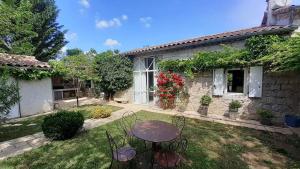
xmin=198 ymin=105 xmax=209 ymax=116
xmin=199 ymin=95 xmax=212 ymax=116
xmin=229 ymin=109 xmax=239 ymax=119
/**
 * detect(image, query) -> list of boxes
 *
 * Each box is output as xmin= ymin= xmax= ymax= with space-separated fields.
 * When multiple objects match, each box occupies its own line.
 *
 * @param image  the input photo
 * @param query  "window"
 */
xmin=213 ymin=67 xmax=263 ymax=97
xmin=227 ymin=70 xmax=244 ymax=93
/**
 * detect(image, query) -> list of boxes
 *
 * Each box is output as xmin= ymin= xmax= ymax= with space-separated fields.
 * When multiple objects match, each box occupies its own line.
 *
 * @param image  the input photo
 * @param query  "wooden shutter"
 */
xmin=249 ymin=66 xmax=263 ymax=98
xmin=213 ymin=69 xmax=225 ymax=96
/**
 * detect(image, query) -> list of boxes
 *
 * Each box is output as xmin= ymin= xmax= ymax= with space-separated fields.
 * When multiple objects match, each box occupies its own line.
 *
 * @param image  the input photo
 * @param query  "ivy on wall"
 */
xmin=159 ymin=35 xmax=300 ymax=77
xmin=0 ymin=67 xmax=53 ymax=81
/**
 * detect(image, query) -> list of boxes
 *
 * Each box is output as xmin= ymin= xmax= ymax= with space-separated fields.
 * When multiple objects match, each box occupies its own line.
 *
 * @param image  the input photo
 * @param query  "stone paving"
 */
xmin=0 ymin=108 xmax=132 ymax=160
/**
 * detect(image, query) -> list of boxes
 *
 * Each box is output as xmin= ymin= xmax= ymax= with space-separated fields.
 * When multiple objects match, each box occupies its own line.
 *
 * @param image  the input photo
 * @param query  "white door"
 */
xmin=249 ymin=66 xmax=263 ymax=98
xmin=133 ymin=57 xmax=156 ymax=104
xmin=213 ymin=69 xmax=225 ymax=96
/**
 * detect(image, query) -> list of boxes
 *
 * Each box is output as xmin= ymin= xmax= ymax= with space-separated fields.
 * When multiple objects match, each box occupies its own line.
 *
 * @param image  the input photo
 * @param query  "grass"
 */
xmin=0 ymin=105 xmax=121 ymax=142
xmin=1 ymin=110 xmax=299 ymax=169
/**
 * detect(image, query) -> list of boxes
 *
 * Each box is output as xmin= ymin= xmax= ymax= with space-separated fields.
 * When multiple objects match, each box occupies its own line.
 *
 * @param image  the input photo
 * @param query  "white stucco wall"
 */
xmin=18 ymin=78 xmax=53 ymax=117
xmin=5 ymin=77 xmax=53 ymax=119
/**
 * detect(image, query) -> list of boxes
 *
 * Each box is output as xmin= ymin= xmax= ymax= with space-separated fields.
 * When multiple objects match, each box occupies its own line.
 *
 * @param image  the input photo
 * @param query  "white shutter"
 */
xmin=249 ymin=66 xmax=263 ymax=98
xmin=213 ymin=69 xmax=225 ymax=96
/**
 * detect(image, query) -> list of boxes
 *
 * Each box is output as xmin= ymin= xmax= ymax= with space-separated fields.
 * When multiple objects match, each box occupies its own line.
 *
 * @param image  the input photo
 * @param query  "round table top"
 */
xmin=132 ymin=120 xmax=180 ymax=143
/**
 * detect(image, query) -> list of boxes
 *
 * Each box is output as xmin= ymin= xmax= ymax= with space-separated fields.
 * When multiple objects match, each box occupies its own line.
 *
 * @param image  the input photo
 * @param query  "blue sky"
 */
xmin=56 ymin=0 xmax=300 ymax=53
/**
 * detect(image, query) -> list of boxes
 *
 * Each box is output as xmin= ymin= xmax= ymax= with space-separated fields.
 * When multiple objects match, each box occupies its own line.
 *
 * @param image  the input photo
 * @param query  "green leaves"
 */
xmin=0 ymin=69 xmax=20 ymax=120
xmin=159 ymin=35 xmax=300 ymax=77
xmin=94 ymin=51 xmax=133 ymax=100
xmin=0 ymin=0 xmax=67 ymax=61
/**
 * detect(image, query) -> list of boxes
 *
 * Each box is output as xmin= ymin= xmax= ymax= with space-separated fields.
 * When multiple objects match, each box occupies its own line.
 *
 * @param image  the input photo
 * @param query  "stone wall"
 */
xmin=183 ymin=71 xmax=300 ymax=124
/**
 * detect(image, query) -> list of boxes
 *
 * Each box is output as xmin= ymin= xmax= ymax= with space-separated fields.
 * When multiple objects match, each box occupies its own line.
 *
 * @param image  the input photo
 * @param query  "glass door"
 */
xmin=133 ymin=57 xmax=157 ymax=104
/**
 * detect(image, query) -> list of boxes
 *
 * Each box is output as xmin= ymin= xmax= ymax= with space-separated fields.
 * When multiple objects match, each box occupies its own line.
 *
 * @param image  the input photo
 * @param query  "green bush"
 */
xmin=90 ymin=107 xmax=112 ymax=119
xmin=200 ymin=95 xmax=212 ymax=106
xmin=229 ymin=100 xmax=242 ymax=110
xmin=257 ymin=109 xmax=273 ymax=120
xmin=42 ymin=111 xmax=84 ymax=140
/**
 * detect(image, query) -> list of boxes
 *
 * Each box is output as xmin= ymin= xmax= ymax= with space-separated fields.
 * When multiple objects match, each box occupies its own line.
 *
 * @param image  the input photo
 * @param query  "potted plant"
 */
xmin=198 ymin=95 xmax=212 ymax=116
xmin=257 ymin=109 xmax=273 ymax=126
xmin=228 ymin=100 xmax=242 ymax=119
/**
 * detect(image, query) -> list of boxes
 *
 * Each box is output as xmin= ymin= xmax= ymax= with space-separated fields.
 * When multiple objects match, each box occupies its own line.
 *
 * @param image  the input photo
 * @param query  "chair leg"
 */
xmin=109 ymin=160 xmax=113 ymax=169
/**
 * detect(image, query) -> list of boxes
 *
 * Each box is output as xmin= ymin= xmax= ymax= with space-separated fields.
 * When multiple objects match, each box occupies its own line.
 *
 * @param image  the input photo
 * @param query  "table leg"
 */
xmin=151 ymin=142 xmax=157 ymax=168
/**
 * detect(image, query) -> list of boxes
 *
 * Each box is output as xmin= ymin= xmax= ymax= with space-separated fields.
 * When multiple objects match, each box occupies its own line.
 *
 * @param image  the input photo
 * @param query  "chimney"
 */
xmin=266 ymin=0 xmax=293 ymax=25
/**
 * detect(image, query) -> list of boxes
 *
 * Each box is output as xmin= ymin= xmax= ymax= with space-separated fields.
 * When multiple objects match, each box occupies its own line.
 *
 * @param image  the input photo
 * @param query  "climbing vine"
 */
xmin=159 ymin=35 xmax=300 ymax=77
xmin=0 ymin=67 xmax=53 ymax=81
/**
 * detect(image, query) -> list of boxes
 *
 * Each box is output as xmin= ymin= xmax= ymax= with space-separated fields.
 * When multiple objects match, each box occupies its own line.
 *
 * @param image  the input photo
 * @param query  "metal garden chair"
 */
xmin=105 ymin=130 xmax=136 ymax=169
xmin=154 ymin=137 xmax=188 ymax=168
xmin=171 ymin=114 xmax=186 ymax=137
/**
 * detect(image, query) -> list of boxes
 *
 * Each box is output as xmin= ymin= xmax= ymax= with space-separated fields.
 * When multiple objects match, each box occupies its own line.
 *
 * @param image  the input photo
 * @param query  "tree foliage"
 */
xmin=0 ymin=0 xmax=37 ymax=55
xmin=0 ymin=69 xmax=20 ymax=122
xmin=94 ymin=50 xmax=133 ymax=100
xmin=31 ymin=0 xmax=67 ymax=61
xmin=66 ymin=48 xmax=83 ymax=56
xmin=0 ymin=0 xmax=67 ymax=61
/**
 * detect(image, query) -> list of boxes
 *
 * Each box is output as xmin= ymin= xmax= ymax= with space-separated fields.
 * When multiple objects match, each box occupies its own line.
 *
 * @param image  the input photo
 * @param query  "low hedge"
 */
xmin=42 ymin=111 xmax=84 ymax=140
xmin=90 ymin=107 xmax=112 ymax=119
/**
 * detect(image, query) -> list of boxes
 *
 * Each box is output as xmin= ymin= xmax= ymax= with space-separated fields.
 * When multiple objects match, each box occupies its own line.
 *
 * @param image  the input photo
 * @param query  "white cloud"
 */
xmin=66 ymin=32 xmax=78 ymax=42
xmin=96 ymin=15 xmax=128 ymax=29
xmin=79 ymin=0 xmax=90 ymax=8
xmin=103 ymin=38 xmax=121 ymax=47
xmin=140 ymin=17 xmax=152 ymax=28
xmin=122 ymin=15 xmax=128 ymax=21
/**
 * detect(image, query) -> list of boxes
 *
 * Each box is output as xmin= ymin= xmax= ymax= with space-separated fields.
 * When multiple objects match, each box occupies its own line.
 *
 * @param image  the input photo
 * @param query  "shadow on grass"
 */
xmin=1 ymin=110 xmax=299 ymax=169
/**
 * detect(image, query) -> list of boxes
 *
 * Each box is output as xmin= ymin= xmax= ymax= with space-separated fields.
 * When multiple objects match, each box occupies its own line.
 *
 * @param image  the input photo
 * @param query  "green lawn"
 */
xmin=0 ymin=105 xmax=121 ymax=142
xmin=1 ymin=111 xmax=299 ymax=169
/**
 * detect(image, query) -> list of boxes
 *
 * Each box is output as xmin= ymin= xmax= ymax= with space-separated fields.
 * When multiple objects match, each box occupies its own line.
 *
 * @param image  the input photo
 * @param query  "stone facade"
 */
xmin=182 ymin=71 xmax=300 ymax=124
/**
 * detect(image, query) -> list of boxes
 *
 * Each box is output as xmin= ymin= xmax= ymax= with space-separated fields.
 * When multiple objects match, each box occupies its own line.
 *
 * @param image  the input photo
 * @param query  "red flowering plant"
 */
xmin=156 ymin=71 xmax=185 ymax=109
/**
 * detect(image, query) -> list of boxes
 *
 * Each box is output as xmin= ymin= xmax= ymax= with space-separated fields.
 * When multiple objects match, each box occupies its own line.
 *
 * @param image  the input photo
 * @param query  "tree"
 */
xmin=66 ymin=48 xmax=83 ymax=56
xmin=50 ymin=53 xmax=98 ymax=106
xmin=0 ymin=69 xmax=20 ymax=123
xmin=31 ymin=0 xmax=67 ymax=61
xmin=0 ymin=0 xmax=67 ymax=61
xmin=95 ymin=50 xmax=133 ymax=101
xmin=0 ymin=0 xmax=37 ymax=55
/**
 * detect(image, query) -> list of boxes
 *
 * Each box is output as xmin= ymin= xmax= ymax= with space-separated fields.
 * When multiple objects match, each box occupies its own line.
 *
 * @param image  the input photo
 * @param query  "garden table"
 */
xmin=131 ymin=120 xmax=180 ymax=167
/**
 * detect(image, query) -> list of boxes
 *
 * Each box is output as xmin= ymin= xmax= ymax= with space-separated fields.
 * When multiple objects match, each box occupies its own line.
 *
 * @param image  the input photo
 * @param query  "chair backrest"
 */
xmin=105 ymin=131 xmax=118 ymax=159
xmin=172 ymin=114 xmax=185 ymax=135
xmin=121 ymin=111 xmax=138 ymax=134
xmin=169 ymin=137 xmax=188 ymax=153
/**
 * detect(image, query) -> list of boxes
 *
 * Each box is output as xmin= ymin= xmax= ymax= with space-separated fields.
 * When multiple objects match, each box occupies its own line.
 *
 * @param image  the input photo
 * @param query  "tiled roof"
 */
xmin=0 ymin=53 xmax=50 ymax=69
xmin=124 ymin=25 xmax=297 ymax=56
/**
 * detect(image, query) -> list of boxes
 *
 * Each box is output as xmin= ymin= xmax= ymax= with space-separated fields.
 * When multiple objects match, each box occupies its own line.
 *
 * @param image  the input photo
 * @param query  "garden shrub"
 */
xmin=200 ymin=95 xmax=212 ymax=106
xmin=257 ymin=109 xmax=273 ymax=119
xmin=42 ymin=111 xmax=84 ymax=140
xmin=90 ymin=107 xmax=112 ymax=119
xmin=229 ymin=100 xmax=242 ymax=110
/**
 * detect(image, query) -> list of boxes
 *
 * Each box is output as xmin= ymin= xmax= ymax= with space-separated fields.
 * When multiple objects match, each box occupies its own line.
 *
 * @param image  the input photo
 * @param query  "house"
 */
xmin=0 ymin=53 xmax=54 ymax=118
xmin=121 ymin=0 xmax=300 ymax=123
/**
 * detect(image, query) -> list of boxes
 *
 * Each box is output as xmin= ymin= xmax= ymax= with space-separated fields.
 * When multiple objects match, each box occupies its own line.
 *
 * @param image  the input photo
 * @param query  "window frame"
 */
xmin=224 ymin=68 xmax=249 ymax=96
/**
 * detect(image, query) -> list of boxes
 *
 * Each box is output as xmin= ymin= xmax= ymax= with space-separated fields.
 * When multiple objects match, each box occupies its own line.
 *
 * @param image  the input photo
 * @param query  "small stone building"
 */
xmin=0 ymin=53 xmax=54 ymax=119
xmin=121 ymin=0 xmax=300 ymax=124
